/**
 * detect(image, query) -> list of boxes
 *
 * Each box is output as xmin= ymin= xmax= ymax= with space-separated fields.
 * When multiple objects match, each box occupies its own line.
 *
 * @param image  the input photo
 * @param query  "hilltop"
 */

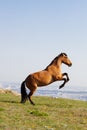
xmin=0 ymin=89 xmax=87 ymax=130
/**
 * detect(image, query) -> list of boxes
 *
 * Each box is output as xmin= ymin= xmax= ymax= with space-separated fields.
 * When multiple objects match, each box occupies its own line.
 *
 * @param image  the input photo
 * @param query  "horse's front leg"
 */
xmin=62 ymin=73 xmax=69 ymax=82
xmin=59 ymin=73 xmax=69 ymax=89
xmin=59 ymin=78 xmax=67 ymax=89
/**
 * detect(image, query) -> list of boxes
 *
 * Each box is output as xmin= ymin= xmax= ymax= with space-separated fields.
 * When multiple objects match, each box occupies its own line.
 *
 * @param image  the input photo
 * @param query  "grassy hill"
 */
xmin=0 ymin=89 xmax=87 ymax=130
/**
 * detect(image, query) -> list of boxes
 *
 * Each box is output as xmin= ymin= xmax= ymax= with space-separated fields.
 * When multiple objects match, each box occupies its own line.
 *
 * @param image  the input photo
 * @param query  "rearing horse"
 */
xmin=21 ymin=53 xmax=72 ymax=105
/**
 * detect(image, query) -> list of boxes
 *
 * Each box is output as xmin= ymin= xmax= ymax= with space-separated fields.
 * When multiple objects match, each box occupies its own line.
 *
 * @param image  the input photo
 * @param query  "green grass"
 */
xmin=0 ymin=92 xmax=87 ymax=130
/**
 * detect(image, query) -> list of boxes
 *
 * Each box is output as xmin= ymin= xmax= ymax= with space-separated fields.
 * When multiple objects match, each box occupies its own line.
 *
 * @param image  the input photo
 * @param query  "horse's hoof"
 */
xmin=67 ymin=78 xmax=69 ymax=82
xmin=59 ymin=85 xmax=64 ymax=89
xmin=20 ymin=101 xmax=25 ymax=103
xmin=30 ymin=102 xmax=35 ymax=105
xmin=31 ymin=103 xmax=35 ymax=105
xmin=20 ymin=99 xmax=26 ymax=103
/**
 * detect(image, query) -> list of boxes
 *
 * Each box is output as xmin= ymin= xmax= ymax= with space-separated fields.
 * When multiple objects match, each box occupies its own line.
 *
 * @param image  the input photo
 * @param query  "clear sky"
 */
xmin=0 ymin=0 xmax=87 ymax=89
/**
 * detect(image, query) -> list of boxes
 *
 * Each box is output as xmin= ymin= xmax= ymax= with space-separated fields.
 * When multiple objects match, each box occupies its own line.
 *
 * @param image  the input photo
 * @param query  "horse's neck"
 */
xmin=57 ymin=58 xmax=62 ymax=67
xmin=45 ymin=57 xmax=62 ymax=71
xmin=45 ymin=60 xmax=62 ymax=71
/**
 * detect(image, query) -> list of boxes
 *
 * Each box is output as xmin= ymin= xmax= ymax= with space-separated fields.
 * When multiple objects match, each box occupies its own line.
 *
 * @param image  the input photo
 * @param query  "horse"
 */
xmin=21 ymin=52 xmax=72 ymax=105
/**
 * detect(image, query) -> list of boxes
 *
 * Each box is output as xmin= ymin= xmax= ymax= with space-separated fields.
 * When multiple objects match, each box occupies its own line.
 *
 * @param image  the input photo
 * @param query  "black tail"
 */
xmin=21 ymin=81 xmax=28 ymax=103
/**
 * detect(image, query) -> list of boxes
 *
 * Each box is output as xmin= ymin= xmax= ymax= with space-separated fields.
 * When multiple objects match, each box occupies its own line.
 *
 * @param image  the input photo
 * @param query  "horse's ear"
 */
xmin=60 ymin=52 xmax=63 ymax=56
xmin=63 ymin=53 xmax=67 ymax=57
xmin=60 ymin=52 xmax=67 ymax=57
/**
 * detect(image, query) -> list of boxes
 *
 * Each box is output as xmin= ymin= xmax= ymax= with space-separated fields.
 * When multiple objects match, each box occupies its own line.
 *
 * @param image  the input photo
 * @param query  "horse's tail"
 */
xmin=21 ymin=81 xmax=28 ymax=103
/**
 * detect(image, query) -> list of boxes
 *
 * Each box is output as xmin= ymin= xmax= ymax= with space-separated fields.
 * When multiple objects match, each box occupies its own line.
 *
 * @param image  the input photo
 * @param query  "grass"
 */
xmin=0 ymin=91 xmax=87 ymax=130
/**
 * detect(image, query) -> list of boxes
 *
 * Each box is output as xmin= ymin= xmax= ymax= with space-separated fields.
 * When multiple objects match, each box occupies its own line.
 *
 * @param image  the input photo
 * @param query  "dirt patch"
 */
xmin=0 ymin=88 xmax=20 ymax=96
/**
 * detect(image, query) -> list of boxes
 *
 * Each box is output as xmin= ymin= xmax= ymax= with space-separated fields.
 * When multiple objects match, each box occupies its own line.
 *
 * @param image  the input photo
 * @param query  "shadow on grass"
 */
xmin=0 ymin=99 xmax=20 ymax=104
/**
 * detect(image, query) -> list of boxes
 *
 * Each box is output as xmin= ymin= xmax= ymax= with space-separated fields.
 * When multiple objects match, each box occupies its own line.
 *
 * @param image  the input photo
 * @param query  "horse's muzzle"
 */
xmin=68 ymin=63 xmax=72 ymax=67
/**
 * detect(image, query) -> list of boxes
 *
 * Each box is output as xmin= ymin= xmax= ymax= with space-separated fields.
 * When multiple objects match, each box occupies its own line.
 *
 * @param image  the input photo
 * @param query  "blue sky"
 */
xmin=0 ymin=0 xmax=87 ymax=89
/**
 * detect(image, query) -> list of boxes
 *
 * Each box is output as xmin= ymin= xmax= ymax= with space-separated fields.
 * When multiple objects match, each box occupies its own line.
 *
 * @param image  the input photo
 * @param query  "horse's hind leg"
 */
xmin=28 ymin=91 xmax=35 ymax=105
xmin=28 ymin=88 xmax=36 ymax=105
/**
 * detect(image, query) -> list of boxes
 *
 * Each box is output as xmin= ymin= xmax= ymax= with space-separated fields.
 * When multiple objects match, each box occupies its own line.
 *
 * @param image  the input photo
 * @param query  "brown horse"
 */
xmin=21 ymin=53 xmax=72 ymax=105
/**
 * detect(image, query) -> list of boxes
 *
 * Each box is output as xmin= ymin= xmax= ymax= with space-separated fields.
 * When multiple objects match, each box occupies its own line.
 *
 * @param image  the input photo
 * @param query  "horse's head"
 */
xmin=60 ymin=53 xmax=72 ymax=67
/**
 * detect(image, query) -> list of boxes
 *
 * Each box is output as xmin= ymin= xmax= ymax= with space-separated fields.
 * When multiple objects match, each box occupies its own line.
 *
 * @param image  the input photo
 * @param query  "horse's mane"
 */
xmin=45 ymin=53 xmax=67 ymax=69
